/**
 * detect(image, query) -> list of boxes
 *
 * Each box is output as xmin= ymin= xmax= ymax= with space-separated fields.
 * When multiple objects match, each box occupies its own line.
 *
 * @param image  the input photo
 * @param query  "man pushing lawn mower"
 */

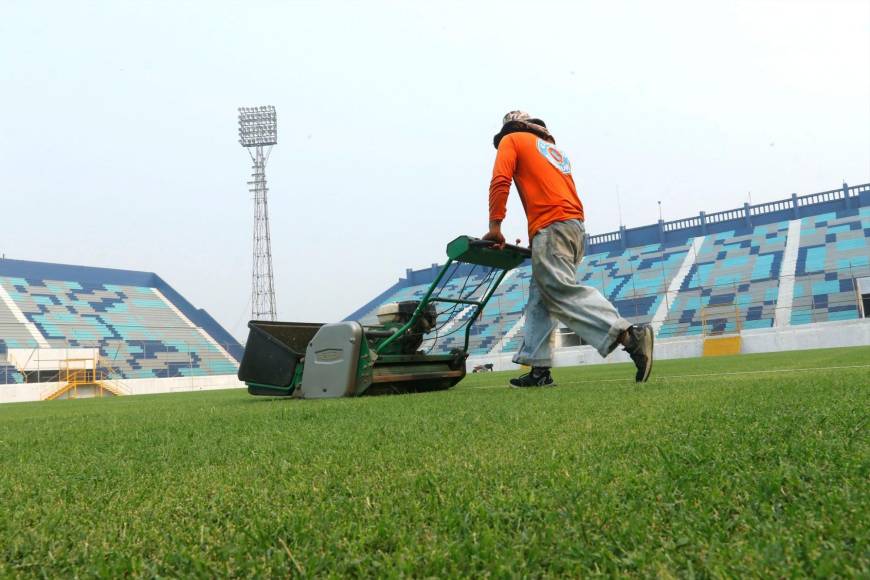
xmin=483 ymin=111 xmax=654 ymax=387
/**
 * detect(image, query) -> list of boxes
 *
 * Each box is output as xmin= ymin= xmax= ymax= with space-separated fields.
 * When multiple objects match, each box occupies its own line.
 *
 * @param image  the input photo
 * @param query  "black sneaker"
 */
xmin=509 ymin=367 xmax=555 ymax=388
xmin=623 ymin=324 xmax=654 ymax=382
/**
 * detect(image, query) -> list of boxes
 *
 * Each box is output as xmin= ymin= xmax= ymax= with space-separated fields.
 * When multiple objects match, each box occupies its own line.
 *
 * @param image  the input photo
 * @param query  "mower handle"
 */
xmin=376 ymin=235 xmax=526 ymax=355
xmin=469 ymin=238 xmax=531 ymax=258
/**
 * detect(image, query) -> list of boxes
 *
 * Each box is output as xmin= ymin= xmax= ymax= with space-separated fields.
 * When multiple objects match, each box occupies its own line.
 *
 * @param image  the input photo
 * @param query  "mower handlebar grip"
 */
xmin=469 ymin=238 xmax=531 ymax=258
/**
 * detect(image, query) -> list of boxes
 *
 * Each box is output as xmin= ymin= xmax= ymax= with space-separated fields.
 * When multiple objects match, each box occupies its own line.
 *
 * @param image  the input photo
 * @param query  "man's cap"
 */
xmin=502 ymin=110 xmax=547 ymax=128
xmin=502 ymin=110 xmax=530 ymax=125
xmin=494 ymin=110 xmax=553 ymax=149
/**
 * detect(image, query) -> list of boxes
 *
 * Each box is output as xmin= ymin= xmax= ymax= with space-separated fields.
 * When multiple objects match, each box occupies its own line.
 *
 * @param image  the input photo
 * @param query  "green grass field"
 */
xmin=1 ymin=346 xmax=868 ymax=577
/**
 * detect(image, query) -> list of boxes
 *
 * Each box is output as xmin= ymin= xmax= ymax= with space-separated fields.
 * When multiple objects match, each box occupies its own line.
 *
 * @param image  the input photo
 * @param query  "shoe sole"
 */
xmin=509 ymin=381 xmax=556 ymax=389
xmin=638 ymin=326 xmax=654 ymax=383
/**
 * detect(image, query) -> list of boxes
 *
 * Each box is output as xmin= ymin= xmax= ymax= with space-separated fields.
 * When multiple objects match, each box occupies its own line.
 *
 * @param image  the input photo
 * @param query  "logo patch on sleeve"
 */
xmin=536 ymin=138 xmax=572 ymax=174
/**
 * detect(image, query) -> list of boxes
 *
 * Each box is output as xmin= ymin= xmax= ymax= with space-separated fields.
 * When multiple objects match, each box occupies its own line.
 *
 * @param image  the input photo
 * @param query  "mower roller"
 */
xmin=238 ymin=235 xmax=530 ymax=398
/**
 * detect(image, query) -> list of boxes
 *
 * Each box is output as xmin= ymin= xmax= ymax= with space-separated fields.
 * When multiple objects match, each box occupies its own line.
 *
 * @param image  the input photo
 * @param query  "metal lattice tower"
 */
xmin=238 ymin=106 xmax=278 ymax=321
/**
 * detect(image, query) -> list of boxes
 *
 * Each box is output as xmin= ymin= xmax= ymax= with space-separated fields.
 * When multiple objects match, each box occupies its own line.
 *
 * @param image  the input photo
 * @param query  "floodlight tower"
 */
xmin=238 ymin=105 xmax=278 ymax=321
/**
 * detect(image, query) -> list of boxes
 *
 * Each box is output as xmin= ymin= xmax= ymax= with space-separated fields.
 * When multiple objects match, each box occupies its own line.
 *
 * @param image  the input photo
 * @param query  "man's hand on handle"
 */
xmin=482 ymin=220 xmax=506 ymax=249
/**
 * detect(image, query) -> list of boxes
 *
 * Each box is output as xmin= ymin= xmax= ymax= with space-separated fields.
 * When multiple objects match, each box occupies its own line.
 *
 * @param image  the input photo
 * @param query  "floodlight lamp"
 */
xmin=238 ymin=104 xmax=277 ymax=147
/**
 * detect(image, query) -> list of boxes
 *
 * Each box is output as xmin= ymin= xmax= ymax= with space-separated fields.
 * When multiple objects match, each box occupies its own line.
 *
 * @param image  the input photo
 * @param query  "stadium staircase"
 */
xmin=42 ymin=358 xmax=129 ymax=400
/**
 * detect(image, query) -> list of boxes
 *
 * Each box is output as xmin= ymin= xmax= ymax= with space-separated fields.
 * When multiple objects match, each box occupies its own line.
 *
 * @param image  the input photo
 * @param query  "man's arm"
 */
xmin=484 ymin=136 xmax=518 ymax=246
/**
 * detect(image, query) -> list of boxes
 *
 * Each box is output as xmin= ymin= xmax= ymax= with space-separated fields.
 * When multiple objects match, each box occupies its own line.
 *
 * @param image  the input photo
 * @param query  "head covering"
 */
xmin=493 ymin=110 xmax=554 ymax=149
xmin=502 ymin=110 xmax=532 ymax=125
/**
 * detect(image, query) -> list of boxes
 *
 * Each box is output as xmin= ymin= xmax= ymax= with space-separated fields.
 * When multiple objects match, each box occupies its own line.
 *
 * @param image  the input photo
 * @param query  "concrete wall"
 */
xmin=6 ymin=348 xmax=99 ymax=371
xmin=0 ymin=374 xmax=243 ymax=405
xmin=740 ymin=318 xmax=870 ymax=353
xmin=467 ymin=318 xmax=870 ymax=372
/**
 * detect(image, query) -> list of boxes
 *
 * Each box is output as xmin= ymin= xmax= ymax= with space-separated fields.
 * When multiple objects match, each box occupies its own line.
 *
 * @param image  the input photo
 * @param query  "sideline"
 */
xmin=466 ymin=363 xmax=870 ymax=390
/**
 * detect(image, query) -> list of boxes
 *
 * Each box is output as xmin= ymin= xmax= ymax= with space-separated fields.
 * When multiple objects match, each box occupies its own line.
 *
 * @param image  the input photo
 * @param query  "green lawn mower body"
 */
xmin=238 ymin=235 xmax=530 ymax=398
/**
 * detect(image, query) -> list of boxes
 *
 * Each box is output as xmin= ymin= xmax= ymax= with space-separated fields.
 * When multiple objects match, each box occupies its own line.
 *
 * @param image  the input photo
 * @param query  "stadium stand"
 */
xmin=577 ymin=241 xmax=693 ymax=331
xmin=0 ymin=260 xmax=242 ymax=398
xmin=659 ymin=220 xmax=790 ymax=337
xmin=348 ymin=183 xmax=870 ymax=361
xmin=791 ymin=206 xmax=869 ymax=325
xmin=0 ymin=364 xmax=24 ymax=385
xmin=487 ymin=266 xmax=532 ymax=354
xmin=358 ymin=266 xmax=509 ymax=355
xmin=9 ymin=183 xmax=861 ymax=399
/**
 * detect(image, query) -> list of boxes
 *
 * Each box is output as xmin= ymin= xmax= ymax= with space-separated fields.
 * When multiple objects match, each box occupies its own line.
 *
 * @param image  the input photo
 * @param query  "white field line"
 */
xmin=467 ymin=363 xmax=870 ymax=389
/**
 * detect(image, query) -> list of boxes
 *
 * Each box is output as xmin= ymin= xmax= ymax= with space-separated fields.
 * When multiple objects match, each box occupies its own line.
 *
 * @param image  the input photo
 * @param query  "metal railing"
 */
xmin=705 ymin=208 xmax=744 ymax=225
xmin=586 ymin=182 xmax=867 ymax=246
xmin=662 ymin=216 xmax=702 ymax=233
xmin=749 ymin=199 xmax=793 ymax=216
xmin=797 ymin=187 xmax=844 ymax=206
xmin=587 ymin=230 xmax=621 ymax=245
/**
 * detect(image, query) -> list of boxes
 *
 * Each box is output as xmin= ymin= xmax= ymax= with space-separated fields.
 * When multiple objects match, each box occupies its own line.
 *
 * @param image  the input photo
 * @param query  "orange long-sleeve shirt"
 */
xmin=489 ymin=131 xmax=584 ymax=241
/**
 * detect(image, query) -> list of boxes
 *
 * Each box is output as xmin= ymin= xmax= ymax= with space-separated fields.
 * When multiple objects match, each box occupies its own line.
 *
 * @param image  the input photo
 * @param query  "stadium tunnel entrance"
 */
xmin=858 ymin=277 xmax=870 ymax=318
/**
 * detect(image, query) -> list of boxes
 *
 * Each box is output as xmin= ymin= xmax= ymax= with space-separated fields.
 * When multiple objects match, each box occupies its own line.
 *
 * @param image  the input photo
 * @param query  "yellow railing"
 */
xmin=699 ymin=305 xmax=742 ymax=336
xmin=43 ymin=356 xmax=128 ymax=400
xmin=699 ymin=305 xmax=742 ymax=356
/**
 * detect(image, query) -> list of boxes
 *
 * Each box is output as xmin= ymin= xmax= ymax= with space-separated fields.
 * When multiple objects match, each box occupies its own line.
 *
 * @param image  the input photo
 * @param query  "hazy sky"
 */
xmin=2 ymin=0 xmax=868 ymax=340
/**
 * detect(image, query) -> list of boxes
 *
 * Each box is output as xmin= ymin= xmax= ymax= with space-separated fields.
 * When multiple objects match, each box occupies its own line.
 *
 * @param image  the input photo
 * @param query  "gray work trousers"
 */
xmin=513 ymin=219 xmax=631 ymax=367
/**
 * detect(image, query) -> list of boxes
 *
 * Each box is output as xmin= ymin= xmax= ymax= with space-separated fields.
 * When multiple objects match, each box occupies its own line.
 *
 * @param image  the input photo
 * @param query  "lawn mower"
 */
xmin=237 ymin=235 xmax=530 ymax=398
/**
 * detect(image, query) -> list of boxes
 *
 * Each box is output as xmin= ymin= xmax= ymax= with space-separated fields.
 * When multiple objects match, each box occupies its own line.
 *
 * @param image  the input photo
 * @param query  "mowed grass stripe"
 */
xmin=0 ymin=346 xmax=867 ymax=577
